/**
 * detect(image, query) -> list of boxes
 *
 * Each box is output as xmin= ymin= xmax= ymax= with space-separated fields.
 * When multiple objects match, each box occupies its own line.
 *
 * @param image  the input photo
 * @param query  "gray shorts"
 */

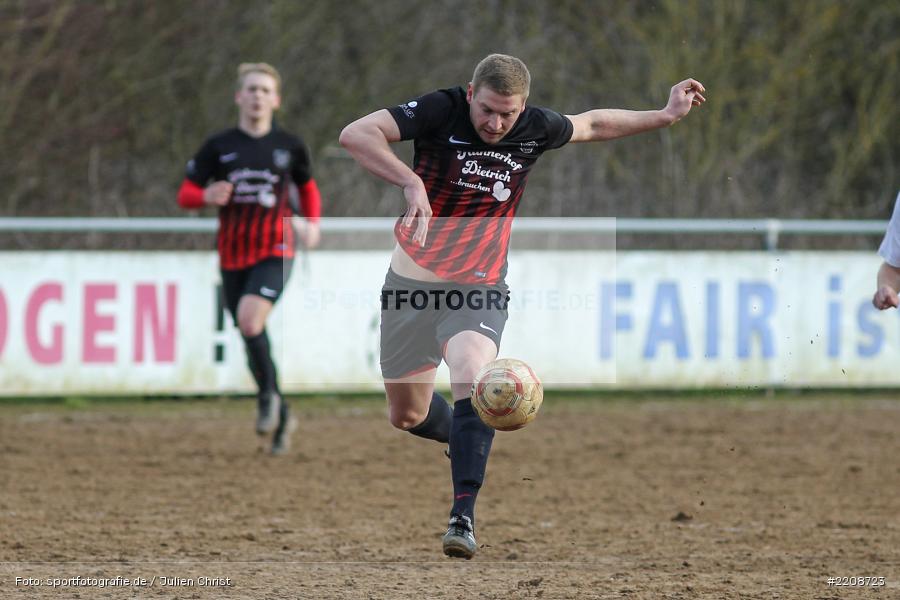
xmin=379 ymin=269 xmax=509 ymax=379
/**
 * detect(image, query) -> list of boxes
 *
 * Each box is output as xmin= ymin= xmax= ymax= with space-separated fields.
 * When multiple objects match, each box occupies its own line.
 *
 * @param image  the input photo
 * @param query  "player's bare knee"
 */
xmin=238 ymin=318 xmax=263 ymax=338
xmin=388 ymin=407 xmax=428 ymax=430
xmin=236 ymin=308 xmax=265 ymax=337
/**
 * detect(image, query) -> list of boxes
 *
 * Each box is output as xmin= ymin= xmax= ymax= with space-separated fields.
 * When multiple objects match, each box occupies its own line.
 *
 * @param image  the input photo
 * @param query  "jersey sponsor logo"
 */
xmin=520 ymin=140 xmax=538 ymax=154
xmin=462 ymin=160 xmax=510 ymax=182
xmin=452 ymin=178 xmax=491 ymax=192
xmin=259 ymin=286 xmax=278 ymax=298
xmin=273 ymin=149 xmax=291 ymax=170
xmin=449 ymin=135 xmax=471 ymax=145
xmin=219 ymin=152 xmax=239 ymax=163
xmin=227 ymin=168 xmax=280 ymax=183
xmin=455 ymin=150 xmax=523 ymax=170
xmin=227 ymin=168 xmax=280 ymax=204
xmin=491 ymin=181 xmax=511 ymax=202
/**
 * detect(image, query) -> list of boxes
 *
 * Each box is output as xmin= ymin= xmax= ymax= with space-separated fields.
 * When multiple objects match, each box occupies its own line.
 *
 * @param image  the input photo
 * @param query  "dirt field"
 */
xmin=2 ymin=395 xmax=899 ymax=599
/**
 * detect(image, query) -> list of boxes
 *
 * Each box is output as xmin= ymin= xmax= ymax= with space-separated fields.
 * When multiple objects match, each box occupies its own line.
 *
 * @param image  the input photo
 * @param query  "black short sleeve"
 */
xmin=185 ymin=138 xmax=217 ymax=186
xmin=536 ymin=108 xmax=574 ymax=150
xmin=291 ymin=138 xmax=312 ymax=185
xmin=386 ymin=89 xmax=456 ymax=141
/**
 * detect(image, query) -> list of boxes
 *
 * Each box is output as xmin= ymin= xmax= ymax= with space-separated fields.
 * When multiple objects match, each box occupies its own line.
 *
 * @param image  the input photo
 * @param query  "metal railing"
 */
xmin=0 ymin=216 xmax=888 ymax=250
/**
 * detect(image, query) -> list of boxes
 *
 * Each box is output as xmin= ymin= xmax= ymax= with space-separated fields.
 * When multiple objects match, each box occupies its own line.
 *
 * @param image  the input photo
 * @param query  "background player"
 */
xmin=872 ymin=192 xmax=900 ymax=310
xmin=177 ymin=62 xmax=322 ymax=454
xmin=340 ymin=53 xmax=705 ymax=557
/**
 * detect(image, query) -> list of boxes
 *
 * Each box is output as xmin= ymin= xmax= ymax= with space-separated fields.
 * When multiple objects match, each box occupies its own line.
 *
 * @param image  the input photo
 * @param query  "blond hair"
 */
xmin=236 ymin=62 xmax=282 ymax=94
xmin=471 ymin=54 xmax=530 ymax=97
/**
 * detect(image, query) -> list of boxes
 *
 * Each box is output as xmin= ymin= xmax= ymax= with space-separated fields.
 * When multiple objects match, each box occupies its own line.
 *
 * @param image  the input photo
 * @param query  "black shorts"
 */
xmin=220 ymin=257 xmax=293 ymax=323
xmin=379 ymin=268 xmax=509 ymax=379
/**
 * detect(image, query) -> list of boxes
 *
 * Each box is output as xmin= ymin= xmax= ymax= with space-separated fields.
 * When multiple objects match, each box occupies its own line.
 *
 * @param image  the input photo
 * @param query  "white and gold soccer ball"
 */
xmin=471 ymin=358 xmax=543 ymax=431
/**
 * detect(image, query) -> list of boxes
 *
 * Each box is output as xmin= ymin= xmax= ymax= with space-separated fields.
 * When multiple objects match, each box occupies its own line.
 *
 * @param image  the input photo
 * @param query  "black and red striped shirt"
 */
xmin=185 ymin=127 xmax=312 ymax=270
xmin=387 ymin=87 xmax=572 ymax=284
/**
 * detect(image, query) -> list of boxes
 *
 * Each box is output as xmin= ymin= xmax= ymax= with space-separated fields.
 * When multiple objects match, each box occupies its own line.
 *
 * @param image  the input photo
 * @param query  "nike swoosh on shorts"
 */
xmin=479 ymin=321 xmax=498 ymax=335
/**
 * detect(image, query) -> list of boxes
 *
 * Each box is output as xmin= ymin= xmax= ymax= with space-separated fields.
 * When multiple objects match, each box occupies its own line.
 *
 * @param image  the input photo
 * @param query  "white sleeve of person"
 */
xmin=878 ymin=191 xmax=900 ymax=267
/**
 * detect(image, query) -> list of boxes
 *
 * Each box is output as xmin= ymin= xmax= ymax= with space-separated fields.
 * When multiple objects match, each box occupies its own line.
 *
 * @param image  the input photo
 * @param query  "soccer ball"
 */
xmin=471 ymin=358 xmax=543 ymax=431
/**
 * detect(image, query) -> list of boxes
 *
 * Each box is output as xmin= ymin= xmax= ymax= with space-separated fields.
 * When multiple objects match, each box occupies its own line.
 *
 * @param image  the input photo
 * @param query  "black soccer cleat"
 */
xmin=256 ymin=391 xmax=281 ymax=435
xmin=270 ymin=400 xmax=296 ymax=456
xmin=442 ymin=514 xmax=477 ymax=559
xmin=270 ymin=418 xmax=297 ymax=455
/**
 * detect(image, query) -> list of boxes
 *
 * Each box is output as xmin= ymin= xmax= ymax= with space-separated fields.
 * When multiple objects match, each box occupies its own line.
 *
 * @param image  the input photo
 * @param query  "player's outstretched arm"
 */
xmin=340 ymin=110 xmax=431 ymax=245
xmin=873 ymin=262 xmax=900 ymax=310
xmin=567 ymin=78 xmax=706 ymax=143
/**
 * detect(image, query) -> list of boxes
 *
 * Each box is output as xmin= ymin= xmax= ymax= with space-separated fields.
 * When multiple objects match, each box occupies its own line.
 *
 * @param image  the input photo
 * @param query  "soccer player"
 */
xmin=873 ymin=192 xmax=900 ymax=310
xmin=177 ymin=63 xmax=322 ymax=454
xmin=340 ymin=53 xmax=704 ymax=558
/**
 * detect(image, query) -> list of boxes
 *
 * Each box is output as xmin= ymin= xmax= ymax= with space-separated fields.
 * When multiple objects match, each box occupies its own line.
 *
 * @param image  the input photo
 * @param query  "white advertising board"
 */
xmin=0 ymin=251 xmax=893 ymax=395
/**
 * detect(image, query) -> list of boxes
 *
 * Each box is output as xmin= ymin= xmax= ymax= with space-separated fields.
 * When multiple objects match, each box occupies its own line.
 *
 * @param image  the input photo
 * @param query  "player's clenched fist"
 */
xmin=873 ymin=285 xmax=900 ymax=310
xmin=204 ymin=181 xmax=234 ymax=206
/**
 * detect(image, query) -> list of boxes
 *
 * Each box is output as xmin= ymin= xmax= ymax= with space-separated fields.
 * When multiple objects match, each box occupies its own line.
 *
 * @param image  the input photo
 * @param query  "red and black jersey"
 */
xmin=386 ymin=87 xmax=572 ymax=284
xmin=185 ymin=127 xmax=312 ymax=270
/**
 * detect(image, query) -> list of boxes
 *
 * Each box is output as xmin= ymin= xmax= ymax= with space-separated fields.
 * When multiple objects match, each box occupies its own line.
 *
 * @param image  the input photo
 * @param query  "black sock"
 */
xmin=243 ymin=330 xmax=278 ymax=394
xmin=449 ymin=397 xmax=494 ymax=523
xmin=408 ymin=392 xmax=452 ymax=443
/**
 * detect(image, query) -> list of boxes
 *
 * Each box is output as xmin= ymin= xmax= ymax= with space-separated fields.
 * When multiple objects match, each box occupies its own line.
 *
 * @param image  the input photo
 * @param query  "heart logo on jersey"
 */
xmin=492 ymin=181 xmax=511 ymax=202
xmin=258 ymin=190 xmax=276 ymax=208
